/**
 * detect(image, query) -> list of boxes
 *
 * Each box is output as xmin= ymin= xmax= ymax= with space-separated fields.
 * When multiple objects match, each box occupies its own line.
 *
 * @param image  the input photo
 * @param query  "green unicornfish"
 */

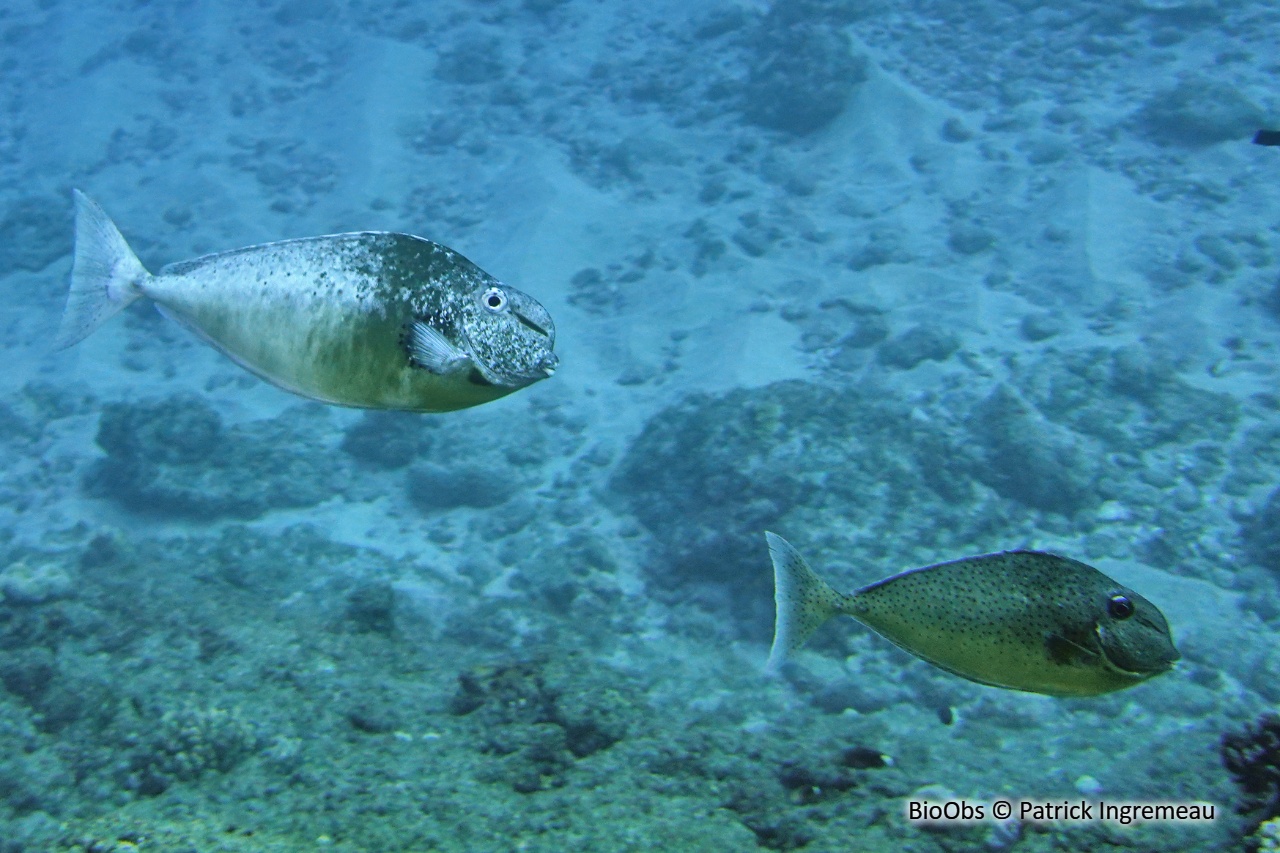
xmin=764 ymin=532 xmax=1179 ymax=696
xmin=55 ymin=191 xmax=558 ymax=412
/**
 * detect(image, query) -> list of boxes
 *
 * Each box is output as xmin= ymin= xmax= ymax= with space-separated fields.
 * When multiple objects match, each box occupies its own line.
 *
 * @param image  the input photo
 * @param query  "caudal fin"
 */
xmin=53 ymin=190 xmax=150 ymax=351
xmin=765 ymin=532 xmax=847 ymax=673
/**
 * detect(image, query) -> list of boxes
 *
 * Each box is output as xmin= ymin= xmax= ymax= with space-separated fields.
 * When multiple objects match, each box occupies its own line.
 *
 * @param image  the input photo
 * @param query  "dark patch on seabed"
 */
xmin=1 ymin=0 xmax=1280 ymax=850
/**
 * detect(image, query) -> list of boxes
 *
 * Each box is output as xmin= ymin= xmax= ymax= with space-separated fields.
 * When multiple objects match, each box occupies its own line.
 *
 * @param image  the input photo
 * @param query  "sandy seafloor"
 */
xmin=1 ymin=0 xmax=1280 ymax=850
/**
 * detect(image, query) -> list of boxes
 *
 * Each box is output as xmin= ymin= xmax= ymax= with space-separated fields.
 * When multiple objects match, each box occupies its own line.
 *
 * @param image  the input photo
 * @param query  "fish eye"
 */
xmin=1107 ymin=594 xmax=1134 ymax=620
xmin=481 ymin=287 xmax=508 ymax=313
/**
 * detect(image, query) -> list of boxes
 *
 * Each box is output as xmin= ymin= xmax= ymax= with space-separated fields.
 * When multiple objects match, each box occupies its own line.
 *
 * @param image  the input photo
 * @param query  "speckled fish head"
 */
xmin=456 ymin=283 xmax=558 ymax=388
xmin=1092 ymin=584 xmax=1180 ymax=678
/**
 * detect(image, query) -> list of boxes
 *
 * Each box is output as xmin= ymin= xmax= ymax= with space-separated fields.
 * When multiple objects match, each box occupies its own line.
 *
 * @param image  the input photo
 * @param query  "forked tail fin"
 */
xmin=765 ymin=532 xmax=847 ymax=673
xmin=53 ymin=190 xmax=150 ymax=351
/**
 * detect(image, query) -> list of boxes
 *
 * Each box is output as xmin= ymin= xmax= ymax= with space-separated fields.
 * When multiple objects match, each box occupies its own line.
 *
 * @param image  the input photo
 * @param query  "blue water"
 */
xmin=0 ymin=1 xmax=1277 ymax=850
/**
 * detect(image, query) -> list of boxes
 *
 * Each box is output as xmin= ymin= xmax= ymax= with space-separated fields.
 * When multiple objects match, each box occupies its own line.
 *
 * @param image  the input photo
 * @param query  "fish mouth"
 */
xmin=509 ymin=349 xmax=559 ymax=383
xmin=1096 ymin=625 xmax=1180 ymax=676
xmin=1155 ymin=648 xmax=1181 ymax=673
xmin=1101 ymin=654 xmax=1165 ymax=679
xmin=539 ymin=352 xmax=559 ymax=378
xmin=468 ymin=349 xmax=558 ymax=387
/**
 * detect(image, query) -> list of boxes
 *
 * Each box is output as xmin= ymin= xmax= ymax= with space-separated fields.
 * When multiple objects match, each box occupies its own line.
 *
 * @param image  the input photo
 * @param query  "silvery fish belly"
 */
xmin=55 ymin=191 xmax=558 ymax=413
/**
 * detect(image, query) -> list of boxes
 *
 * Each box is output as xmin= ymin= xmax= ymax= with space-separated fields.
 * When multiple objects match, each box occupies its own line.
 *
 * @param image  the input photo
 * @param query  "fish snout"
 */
xmin=539 ymin=351 xmax=559 ymax=378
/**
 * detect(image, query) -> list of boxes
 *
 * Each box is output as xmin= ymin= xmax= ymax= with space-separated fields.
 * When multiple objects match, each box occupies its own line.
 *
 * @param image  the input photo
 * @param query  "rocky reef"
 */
xmin=447 ymin=656 xmax=631 ymax=793
xmin=84 ymin=394 xmax=350 ymax=520
xmin=1223 ymin=713 xmax=1280 ymax=849
xmin=740 ymin=1 xmax=869 ymax=135
xmin=612 ymin=378 xmax=966 ymax=638
xmin=611 ymin=346 xmax=1241 ymax=638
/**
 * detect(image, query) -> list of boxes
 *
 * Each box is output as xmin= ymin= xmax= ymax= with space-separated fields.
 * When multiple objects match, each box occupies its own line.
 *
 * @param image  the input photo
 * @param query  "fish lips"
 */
xmin=536 ymin=350 xmax=559 ymax=378
xmin=465 ymin=351 xmax=556 ymax=387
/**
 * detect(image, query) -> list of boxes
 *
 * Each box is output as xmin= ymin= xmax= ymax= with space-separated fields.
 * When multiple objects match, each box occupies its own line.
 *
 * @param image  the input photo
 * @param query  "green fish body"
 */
xmin=765 ymin=532 xmax=1179 ymax=697
xmin=55 ymin=191 xmax=558 ymax=413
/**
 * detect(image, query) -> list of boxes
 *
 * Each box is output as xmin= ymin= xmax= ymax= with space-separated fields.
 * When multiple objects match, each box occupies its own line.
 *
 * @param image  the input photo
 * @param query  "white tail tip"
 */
xmin=765 ymin=531 xmax=842 ymax=674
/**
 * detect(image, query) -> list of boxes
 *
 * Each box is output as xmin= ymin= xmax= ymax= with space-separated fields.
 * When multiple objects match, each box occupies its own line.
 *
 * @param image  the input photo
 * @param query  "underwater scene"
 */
xmin=1 ymin=0 xmax=1279 ymax=850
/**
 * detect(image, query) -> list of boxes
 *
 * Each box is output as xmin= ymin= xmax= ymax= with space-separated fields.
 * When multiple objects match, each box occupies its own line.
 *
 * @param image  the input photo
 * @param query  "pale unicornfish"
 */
xmin=764 ymin=532 xmax=1179 ymax=696
xmin=55 ymin=190 xmax=558 ymax=412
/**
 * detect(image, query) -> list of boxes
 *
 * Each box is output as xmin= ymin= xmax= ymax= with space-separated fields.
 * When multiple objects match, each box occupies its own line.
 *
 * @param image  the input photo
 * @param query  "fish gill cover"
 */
xmin=0 ymin=0 xmax=1277 ymax=851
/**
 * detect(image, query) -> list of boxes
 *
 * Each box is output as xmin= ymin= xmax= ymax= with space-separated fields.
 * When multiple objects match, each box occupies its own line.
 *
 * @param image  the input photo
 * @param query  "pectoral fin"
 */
xmin=1045 ymin=630 xmax=1101 ymax=667
xmin=409 ymin=322 xmax=469 ymax=375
